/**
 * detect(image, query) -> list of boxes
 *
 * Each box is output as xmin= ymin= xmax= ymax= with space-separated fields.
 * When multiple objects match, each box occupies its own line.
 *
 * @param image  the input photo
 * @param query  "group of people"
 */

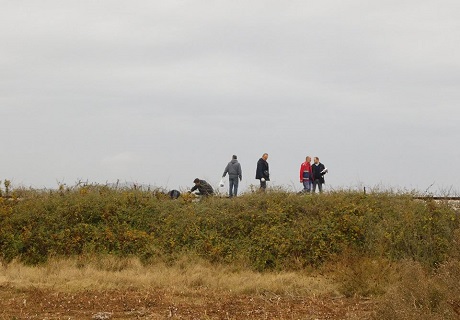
xmin=299 ymin=156 xmax=328 ymax=193
xmin=190 ymin=153 xmax=327 ymax=198
xmin=254 ymin=153 xmax=328 ymax=194
xmin=190 ymin=154 xmax=243 ymax=198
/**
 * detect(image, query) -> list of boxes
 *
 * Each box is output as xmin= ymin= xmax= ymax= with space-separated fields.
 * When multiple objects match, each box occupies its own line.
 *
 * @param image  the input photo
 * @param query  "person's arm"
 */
xmin=321 ymin=164 xmax=328 ymax=175
xmin=256 ymin=161 xmax=262 ymax=179
xmin=264 ymin=162 xmax=269 ymax=179
xmin=222 ymin=163 xmax=229 ymax=177
xmin=190 ymin=185 xmax=198 ymax=192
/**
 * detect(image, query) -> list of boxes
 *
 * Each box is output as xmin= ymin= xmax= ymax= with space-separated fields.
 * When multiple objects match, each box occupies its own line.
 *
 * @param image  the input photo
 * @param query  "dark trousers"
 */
xmin=312 ymin=180 xmax=323 ymax=193
xmin=259 ymin=179 xmax=267 ymax=190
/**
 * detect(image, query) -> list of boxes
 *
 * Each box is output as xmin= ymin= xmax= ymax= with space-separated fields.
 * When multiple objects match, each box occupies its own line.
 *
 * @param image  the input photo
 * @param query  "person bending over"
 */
xmin=190 ymin=178 xmax=214 ymax=196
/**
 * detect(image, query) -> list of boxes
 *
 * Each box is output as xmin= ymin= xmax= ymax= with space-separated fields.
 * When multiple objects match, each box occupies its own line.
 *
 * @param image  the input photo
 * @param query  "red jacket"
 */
xmin=299 ymin=161 xmax=312 ymax=182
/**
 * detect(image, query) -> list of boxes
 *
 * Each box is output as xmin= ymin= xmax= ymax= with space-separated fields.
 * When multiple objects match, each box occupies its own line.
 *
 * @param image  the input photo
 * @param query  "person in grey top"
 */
xmin=222 ymin=155 xmax=243 ymax=197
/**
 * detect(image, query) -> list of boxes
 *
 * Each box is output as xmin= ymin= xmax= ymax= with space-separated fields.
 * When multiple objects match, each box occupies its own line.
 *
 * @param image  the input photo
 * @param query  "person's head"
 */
xmin=193 ymin=178 xmax=200 ymax=184
xmin=232 ymin=155 xmax=237 ymax=160
xmin=262 ymin=153 xmax=268 ymax=161
xmin=306 ymin=156 xmax=311 ymax=162
xmin=314 ymin=157 xmax=319 ymax=164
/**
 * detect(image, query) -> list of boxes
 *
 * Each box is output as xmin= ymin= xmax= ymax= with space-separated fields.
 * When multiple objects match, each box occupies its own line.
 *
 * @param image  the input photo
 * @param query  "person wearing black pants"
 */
xmin=255 ymin=153 xmax=270 ymax=190
xmin=312 ymin=157 xmax=328 ymax=193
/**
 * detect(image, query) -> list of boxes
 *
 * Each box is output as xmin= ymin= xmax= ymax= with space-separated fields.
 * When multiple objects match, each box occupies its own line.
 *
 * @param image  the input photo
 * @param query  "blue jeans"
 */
xmin=302 ymin=180 xmax=311 ymax=192
xmin=229 ymin=176 xmax=239 ymax=197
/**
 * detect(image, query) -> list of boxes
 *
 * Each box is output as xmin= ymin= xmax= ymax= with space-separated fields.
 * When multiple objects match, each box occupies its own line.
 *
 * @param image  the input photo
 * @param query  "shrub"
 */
xmin=0 ymin=186 xmax=458 ymax=273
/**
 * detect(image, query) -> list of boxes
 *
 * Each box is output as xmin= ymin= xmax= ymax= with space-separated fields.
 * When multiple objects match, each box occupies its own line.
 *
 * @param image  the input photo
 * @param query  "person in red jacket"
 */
xmin=299 ymin=156 xmax=312 ymax=193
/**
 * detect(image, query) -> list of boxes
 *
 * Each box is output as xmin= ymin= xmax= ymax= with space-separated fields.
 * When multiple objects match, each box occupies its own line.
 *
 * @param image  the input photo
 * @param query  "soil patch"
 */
xmin=0 ymin=284 xmax=376 ymax=319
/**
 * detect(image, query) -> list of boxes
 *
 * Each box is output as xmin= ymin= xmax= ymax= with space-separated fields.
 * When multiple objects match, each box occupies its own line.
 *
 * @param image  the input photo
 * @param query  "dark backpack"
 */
xmin=168 ymin=189 xmax=181 ymax=199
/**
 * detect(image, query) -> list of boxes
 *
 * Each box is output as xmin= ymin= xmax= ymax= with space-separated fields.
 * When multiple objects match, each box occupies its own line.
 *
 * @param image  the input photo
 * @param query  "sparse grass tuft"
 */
xmin=327 ymin=251 xmax=398 ymax=298
xmin=373 ymin=259 xmax=460 ymax=319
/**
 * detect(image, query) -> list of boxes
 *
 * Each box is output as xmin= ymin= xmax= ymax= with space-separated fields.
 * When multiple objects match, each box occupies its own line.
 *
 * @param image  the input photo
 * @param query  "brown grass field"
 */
xmin=0 ymin=257 xmax=376 ymax=319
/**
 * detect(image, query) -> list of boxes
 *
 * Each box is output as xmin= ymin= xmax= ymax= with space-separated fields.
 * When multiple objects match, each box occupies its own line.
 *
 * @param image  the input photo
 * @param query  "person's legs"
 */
xmin=312 ymin=180 xmax=318 ymax=193
xmin=318 ymin=182 xmax=323 ymax=193
xmin=302 ymin=180 xmax=311 ymax=193
xmin=229 ymin=177 xmax=235 ymax=197
xmin=233 ymin=177 xmax=239 ymax=196
xmin=260 ymin=179 xmax=267 ymax=190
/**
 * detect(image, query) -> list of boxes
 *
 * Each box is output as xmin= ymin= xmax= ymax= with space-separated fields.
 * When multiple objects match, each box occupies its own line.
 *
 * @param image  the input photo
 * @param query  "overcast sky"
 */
xmin=1 ymin=1 xmax=459 ymax=194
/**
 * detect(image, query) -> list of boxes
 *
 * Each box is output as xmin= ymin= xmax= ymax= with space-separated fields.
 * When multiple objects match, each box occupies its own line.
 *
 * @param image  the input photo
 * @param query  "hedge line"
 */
xmin=1 ymin=186 xmax=458 ymax=270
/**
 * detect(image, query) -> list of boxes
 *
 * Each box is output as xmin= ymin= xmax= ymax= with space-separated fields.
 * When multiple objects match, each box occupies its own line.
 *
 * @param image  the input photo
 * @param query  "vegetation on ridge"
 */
xmin=1 ymin=181 xmax=460 ymax=319
xmin=1 ymin=183 xmax=458 ymax=270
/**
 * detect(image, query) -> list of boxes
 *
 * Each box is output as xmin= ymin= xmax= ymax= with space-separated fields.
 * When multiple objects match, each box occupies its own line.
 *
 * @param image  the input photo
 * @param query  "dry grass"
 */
xmin=4 ymin=256 xmax=459 ymax=318
xmin=0 ymin=255 xmax=338 ymax=297
xmin=373 ymin=259 xmax=460 ymax=320
xmin=329 ymin=255 xmax=398 ymax=298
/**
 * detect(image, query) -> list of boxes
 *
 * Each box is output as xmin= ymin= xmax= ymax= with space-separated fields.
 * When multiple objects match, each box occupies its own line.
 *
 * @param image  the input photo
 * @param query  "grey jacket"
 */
xmin=223 ymin=159 xmax=242 ymax=180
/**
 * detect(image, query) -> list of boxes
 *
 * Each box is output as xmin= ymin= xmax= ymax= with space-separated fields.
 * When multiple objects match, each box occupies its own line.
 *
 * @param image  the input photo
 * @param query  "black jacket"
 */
xmin=312 ymin=162 xmax=326 ymax=184
xmin=255 ymin=158 xmax=270 ymax=180
xmin=191 ymin=180 xmax=214 ymax=195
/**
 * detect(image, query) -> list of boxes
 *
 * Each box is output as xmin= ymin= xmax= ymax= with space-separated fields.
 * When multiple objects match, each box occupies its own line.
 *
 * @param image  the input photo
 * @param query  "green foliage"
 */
xmin=0 ymin=186 xmax=459 ymax=273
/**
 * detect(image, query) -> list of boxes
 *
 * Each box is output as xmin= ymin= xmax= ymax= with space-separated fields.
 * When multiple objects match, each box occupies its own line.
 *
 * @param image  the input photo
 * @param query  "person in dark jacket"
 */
xmin=255 ymin=153 xmax=269 ymax=190
xmin=311 ymin=157 xmax=328 ymax=193
xmin=222 ymin=155 xmax=243 ymax=197
xmin=190 ymin=178 xmax=214 ymax=196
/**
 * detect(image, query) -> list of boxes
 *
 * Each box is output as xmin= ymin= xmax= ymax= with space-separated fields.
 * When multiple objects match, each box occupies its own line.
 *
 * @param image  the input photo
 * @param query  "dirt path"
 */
xmin=0 ymin=285 xmax=376 ymax=319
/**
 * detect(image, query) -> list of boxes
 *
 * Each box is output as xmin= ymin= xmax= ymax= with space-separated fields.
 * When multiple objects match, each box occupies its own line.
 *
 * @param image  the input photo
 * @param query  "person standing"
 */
xmin=222 ymin=155 xmax=243 ymax=197
xmin=255 ymin=153 xmax=270 ymax=190
xmin=299 ymin=156 xmax=312 ymax=193
xmin=312 ymin=157 xmax=328 ymax=193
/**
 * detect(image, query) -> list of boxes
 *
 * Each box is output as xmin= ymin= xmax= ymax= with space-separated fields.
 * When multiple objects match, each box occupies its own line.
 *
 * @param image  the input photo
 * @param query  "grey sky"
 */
xmin=1 ymin=1 xmax=459 ymax=194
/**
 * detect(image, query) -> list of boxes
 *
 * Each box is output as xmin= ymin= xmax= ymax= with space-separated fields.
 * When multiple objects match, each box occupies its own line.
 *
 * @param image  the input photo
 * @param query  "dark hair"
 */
xmin=232 ymin=155 xmax=237 ymax=159
xmin=193 ymin=178 xmax=200 ymax=183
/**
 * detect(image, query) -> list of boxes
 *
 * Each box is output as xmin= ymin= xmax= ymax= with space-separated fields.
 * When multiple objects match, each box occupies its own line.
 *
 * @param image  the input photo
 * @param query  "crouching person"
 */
xmin=190 ymin=178 xmax=214 ymax=197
